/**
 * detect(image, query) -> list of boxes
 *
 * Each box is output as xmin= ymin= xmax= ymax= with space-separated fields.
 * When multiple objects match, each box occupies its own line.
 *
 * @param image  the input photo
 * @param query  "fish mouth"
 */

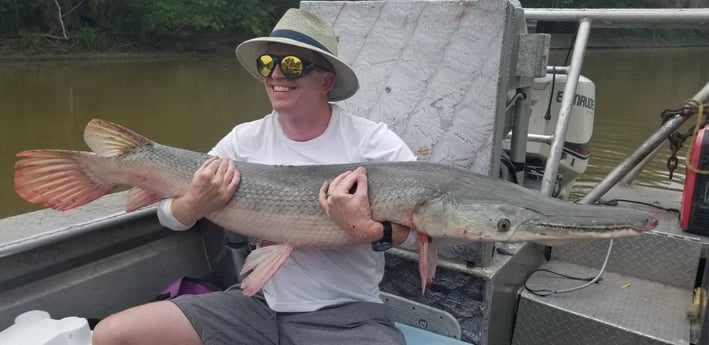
xmin=507 ymin=213 xmax=658 ymax=242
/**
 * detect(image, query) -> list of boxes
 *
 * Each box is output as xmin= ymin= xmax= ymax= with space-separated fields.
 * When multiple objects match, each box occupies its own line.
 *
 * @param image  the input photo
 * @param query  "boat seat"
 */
xmin=396 ymin=323 xmax=469 ymax=345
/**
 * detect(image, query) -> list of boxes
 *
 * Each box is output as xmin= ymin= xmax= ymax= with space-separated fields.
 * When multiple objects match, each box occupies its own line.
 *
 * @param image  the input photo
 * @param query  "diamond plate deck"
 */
xmin=600 ymin=184 xmax=709 ymax=257
xmin=513 ymin=261 xmax=693 ymax=345
xmin=382 ymin=243 xmax=545 ymax=344
xmin=551 ymin=190 xmax=703 ymax=289
xmin=550 ymin=231 xmax=701 ymax=289
xmin=514 ymin=186 xmax=703 ymax=344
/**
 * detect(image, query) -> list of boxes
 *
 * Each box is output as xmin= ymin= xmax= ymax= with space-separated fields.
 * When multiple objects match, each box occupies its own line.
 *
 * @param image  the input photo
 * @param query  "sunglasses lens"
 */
xmin=280 ymin=56 xmax=304 ymax=78
xmin=257 ymin=55 xmax=312 ymax=79
xmin=257 ymin=55 xmax=275 ymax=77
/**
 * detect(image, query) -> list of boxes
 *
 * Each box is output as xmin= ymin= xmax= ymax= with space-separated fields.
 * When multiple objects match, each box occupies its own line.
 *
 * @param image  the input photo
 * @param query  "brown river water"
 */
xmin=1 ymin=47 xmax=708 ymax=219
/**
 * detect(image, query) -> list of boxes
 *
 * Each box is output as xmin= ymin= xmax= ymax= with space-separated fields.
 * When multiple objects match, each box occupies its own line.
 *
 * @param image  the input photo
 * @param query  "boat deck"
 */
xmin=514 ymin=183 xmax=705 ymax=345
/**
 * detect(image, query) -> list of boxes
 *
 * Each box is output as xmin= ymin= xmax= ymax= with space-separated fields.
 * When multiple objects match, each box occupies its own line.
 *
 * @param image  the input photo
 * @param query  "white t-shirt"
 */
xmin=158 ymin=104 xmax=416 ymax=312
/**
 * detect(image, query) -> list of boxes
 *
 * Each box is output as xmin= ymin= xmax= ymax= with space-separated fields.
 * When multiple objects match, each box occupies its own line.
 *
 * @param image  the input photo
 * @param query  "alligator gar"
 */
xmin=14 ymin=119 xmax=658 ymax=295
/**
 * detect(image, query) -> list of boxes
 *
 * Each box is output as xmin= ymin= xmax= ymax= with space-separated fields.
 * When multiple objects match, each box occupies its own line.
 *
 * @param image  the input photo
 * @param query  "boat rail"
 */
xmin=520 ymin=8 xmax=709 ymax=201
xmin=0 ymin=206 xmax=154 ymax=259
xmin=582 ymin=82 xmax=709 ymax=203
xmin=525 ymin=8 xmax=709 ymax=28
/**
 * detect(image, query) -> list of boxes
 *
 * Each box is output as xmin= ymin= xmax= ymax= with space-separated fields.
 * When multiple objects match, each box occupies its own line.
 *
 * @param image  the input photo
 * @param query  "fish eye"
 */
xmin=497 ymin=218 xmax=511 ymax=232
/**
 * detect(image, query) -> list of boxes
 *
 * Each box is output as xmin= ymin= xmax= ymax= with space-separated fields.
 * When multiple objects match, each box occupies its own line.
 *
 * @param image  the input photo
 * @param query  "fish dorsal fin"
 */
xmin=126 ymin=187 xmax=162 ymax=212
xmin=84 ymin=118 xmax=153 ymax=157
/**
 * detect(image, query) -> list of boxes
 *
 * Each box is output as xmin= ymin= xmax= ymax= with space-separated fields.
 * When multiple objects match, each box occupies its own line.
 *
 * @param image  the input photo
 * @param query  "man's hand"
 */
xmin=171 ymin=156 xmax=240 ymax=226
xmin=318 ymin=167 xmax=382 ymax=244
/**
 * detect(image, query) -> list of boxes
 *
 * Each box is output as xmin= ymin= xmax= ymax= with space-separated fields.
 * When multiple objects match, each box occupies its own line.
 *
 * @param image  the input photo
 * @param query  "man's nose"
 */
xmin=270 ymin=63 xmax=286 ymax=78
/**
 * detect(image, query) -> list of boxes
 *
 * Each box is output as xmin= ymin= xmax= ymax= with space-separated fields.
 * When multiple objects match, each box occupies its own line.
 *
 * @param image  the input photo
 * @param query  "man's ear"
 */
xmin=321 ymin=72 xmax=335 ymax=95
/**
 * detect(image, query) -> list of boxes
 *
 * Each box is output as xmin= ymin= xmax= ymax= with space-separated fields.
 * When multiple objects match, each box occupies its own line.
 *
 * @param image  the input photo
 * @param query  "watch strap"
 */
xmin=372 ymin=221 xmax=393 ymax=251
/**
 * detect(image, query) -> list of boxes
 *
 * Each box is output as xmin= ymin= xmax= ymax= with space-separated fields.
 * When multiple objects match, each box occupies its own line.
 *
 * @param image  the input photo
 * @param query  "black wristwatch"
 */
xmin=371 ymin=221 xmax=393 ymax=252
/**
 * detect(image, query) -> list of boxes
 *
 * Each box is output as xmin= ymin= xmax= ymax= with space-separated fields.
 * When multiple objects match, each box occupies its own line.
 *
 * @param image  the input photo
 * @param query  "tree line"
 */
xmin=522 ymin=0 xmax=709 ymax=7
xmin=0 ymin=0 xmax=299 ymax=50
xmin=0 ymin=0 xmax=705 ymax=51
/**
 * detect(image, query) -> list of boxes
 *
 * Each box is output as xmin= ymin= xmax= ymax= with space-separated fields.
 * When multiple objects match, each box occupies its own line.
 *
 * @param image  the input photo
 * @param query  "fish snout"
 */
xmin=638 ymin=216 xmax=659 ymax=232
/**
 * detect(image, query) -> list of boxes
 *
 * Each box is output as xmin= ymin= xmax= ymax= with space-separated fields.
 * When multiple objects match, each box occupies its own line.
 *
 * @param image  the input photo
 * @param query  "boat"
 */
xmin=1 ymin=2 xmax=709 ymax=344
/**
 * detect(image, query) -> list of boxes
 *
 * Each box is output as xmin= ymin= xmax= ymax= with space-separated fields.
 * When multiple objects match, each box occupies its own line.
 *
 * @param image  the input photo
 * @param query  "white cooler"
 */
xmin=0 ymin=310 xmax=92 ymax=345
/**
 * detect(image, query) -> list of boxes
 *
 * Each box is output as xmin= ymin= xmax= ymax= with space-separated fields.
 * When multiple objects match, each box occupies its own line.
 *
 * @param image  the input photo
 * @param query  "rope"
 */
xmin=684 ymin=100 xmax=709 ymax=175
xmin=663 ymin=99 xmax=709 ymax=179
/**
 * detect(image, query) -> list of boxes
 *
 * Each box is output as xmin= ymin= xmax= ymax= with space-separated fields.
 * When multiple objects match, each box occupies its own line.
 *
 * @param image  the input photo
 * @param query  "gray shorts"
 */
xmin=171 ymin=286 xmax=405 ymax=345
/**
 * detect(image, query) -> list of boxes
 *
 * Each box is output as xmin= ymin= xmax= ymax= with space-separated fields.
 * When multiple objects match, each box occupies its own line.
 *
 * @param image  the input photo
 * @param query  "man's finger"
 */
xmin=339 ymin=167 xmax=365 ymax=195
xmin=195 ymin=156 xmax=217 ymax=174
xmin=225 ymin=168 xmax=240 ymax=192
xmin=217 ymin=157 xmax=234 ymax=175
xmin=318 ymin=181 xmax=329 ymax=203
xmin=202 ymin=156 xmax=221 ymax=174
xmin=318 ymin=181 xmax=331 ymax=217
xmin=353 ymin=167 xmax=368 ymax=196
xmin=330 ymin=170 xmax=352 ymax=192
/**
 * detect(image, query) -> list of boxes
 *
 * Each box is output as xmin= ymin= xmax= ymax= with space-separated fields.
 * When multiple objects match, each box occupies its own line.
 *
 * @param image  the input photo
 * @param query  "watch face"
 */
xmin=372 ymin=241 xmax=393 ymax=252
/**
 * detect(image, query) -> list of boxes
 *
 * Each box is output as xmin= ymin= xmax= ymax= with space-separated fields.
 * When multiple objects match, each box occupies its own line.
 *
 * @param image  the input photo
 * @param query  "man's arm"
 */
xmin=157 ymin=157 xmax=239 ymax=230
xmin=392 ymin=223 xmax=411 ymax=245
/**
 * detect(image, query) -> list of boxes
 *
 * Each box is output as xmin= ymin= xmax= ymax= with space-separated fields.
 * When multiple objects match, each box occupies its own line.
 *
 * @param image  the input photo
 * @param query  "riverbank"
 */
xmin=0 ymin=33 xmax=241 ymax=61
xmin=1 ymin=28 xmax=708 ymax=62
xmin=547 ymin=28 xmax=709 ymax=49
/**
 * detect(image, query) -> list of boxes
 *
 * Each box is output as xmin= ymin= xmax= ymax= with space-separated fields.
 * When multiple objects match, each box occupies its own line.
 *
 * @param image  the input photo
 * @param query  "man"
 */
xmin=92 ymin=8 xmax=416 ymax=345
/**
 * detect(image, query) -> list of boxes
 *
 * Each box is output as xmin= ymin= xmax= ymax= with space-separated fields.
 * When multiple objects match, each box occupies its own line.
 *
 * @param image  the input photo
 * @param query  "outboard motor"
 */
xmin=681 ymin=124 xmax=709 ymax=235
xmin=502 ymin=72 xmax=595 ymax=199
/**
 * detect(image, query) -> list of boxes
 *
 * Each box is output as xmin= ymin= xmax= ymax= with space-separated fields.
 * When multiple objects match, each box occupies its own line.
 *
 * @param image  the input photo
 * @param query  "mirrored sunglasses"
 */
xmin=256 ymin=54 xmax=331 ymax=79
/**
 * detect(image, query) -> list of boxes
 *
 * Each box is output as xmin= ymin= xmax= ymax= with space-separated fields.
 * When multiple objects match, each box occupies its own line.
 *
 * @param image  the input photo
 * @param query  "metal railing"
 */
xmin=523 ymin=8 xmax=709 ymax=202
xmin=581 ymin=82 xmax=709 ymax=204
xmin=526 ymin=8 xmax=709 ymax=28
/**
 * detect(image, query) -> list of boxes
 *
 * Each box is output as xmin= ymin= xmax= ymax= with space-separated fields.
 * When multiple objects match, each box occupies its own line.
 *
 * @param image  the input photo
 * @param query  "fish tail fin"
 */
xmin=240 ymin=244 xmax=294 ymax=296
xmin=15 ymin=150 xmax=114 ymax=211
xmin=84 ymin=118 xmax=152 ymax=157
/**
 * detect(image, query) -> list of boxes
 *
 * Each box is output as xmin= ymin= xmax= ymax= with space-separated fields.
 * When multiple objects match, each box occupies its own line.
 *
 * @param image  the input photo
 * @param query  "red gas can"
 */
xmin=680 ymin=124 xmax=709 ymax=235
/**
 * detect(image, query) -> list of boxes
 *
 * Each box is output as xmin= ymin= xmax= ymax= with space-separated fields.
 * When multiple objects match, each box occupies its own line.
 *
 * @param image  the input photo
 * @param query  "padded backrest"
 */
xmin=303 ymin=0 xmax=519 ymax=175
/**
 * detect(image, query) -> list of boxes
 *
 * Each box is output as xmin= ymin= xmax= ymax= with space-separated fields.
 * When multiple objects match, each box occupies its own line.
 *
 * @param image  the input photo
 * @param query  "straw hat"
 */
xmin=235 ymin=8 xmax=359 ymax=102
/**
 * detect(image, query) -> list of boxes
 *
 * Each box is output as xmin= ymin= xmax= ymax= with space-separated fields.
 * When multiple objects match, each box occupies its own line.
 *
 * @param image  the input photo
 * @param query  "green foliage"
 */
xmin=145 ymin=0 xmax=270 ymax=34
xmin=119 ymin=0 xmax=284 ymax=43
xmin=0 ymin=0 xmax=298 ymax=49
xmin=4 ymin=0 xmax=700 ymax=52
xmin=230 ymin=0 xmax=278 ymax=37
xmin=0 ymin=0 xmax=33 ymax=34
xmin=17 ymin=30 xmax=42 ymax=51
xmin=73 ymin=26 xmax=109 ymax=49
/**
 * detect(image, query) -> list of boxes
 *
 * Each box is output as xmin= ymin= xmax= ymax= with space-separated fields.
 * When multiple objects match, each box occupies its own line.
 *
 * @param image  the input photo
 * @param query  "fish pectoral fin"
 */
xmin=126 ymin=187 xmax=162 ymax=212
xmin=416 ymin=232 xmax=439 ymax=295
xmin=239 ymin=244 xmax=294 ymax=296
